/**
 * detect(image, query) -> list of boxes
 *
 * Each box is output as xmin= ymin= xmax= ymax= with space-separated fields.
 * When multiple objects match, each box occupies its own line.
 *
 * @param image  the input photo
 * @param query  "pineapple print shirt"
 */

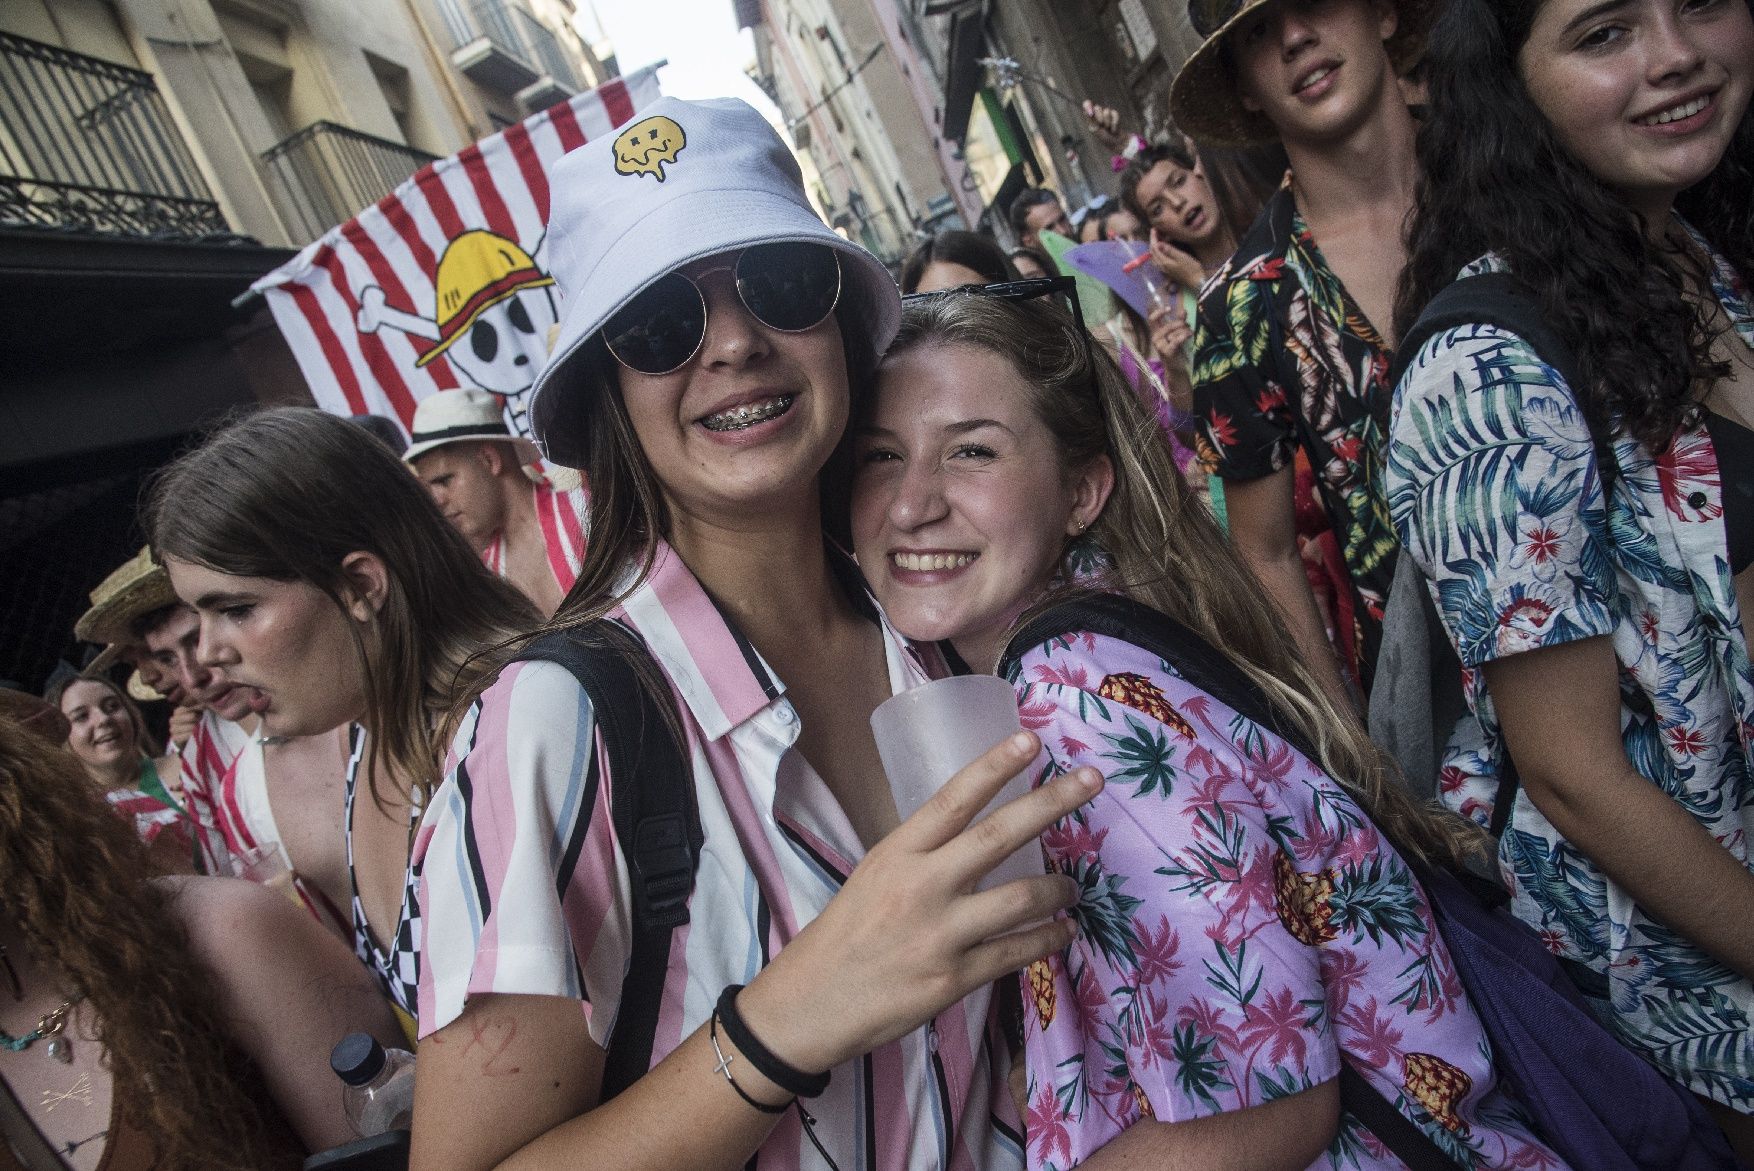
xmin=1386 ymin=238 xmax=1754 ymax=1109
xmin=1010 ymin=627 xmax=1565 ymax=1170
xmin=413 ymin=541 xmax=1025 ymax=1171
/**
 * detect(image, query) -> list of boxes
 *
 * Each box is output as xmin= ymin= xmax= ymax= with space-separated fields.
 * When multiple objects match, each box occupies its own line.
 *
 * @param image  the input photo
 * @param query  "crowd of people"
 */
xmin=4 ymin=0 xmax=1751 ymax=1163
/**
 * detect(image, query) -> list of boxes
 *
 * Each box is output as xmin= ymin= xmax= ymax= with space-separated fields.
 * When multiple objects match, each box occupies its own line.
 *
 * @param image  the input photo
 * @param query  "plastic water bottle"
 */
xmin=331 ymin=1033 xmax=415 ymax=1136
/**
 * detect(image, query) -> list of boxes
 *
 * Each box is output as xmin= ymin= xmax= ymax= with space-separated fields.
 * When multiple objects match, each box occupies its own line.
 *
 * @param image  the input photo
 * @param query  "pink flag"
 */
xmin=252 ymin=68 xmax=662 ymax=439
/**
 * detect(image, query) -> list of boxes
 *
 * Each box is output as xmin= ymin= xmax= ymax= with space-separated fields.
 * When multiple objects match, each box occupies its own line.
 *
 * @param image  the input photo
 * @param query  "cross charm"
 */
xmin=713 ymin=1049 xmax=735 ymax=1077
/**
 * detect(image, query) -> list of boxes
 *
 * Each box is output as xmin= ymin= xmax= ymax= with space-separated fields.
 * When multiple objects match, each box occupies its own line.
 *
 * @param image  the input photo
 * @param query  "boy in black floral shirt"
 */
xmin=1171 ymin=0 xmax=1434 ymax=707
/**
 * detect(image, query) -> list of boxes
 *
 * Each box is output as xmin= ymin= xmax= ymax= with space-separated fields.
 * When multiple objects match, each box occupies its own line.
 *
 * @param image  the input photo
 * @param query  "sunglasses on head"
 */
xmin=602 ymin=241 xmax=843 ymax=376
xmin=903 ymin=275 xmax=1092 ymax=357
xmin=903 ymin=274 xmax=1086 ymax=325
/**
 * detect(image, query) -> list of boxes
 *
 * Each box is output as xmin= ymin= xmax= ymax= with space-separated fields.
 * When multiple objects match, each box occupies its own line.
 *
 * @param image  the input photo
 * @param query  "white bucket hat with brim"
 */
xmin=403 ymin=387 xmax=542 ymax=465
xmin=528 ymin=95 xmax=901 ymax=469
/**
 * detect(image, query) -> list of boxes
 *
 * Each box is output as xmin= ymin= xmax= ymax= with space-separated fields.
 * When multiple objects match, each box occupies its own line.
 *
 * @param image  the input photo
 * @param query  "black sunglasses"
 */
xmin=902 ymin=275 xmax=1091 ymax=361
xmin=602 ymin=241 xmax=843 ymax=376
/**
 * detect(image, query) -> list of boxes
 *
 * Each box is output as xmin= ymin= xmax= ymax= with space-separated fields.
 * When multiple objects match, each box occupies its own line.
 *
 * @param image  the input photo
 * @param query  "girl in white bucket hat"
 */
xmin=409 ymin=96 xmax=1099 ymax=1169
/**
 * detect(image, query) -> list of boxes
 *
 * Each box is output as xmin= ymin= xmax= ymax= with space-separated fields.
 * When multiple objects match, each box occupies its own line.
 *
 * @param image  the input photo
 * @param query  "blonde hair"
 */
xmin=884 ymin=294 xmax=1478 ymax=865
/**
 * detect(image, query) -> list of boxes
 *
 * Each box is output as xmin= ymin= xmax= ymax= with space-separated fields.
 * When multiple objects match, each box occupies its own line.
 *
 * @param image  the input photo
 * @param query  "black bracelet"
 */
xmin=708 ymin=1010 xmax=789 ymax=1114
xmin=714 ymin=984 xmax=832 ymax=1099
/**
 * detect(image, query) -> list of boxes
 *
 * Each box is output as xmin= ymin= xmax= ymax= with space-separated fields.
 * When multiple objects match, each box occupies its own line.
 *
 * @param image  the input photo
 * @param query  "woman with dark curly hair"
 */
xmin=1386 ymin=0 xmax=1754 ymax=1152
xmin=0 ymin=707 xmax=302 ymax=1170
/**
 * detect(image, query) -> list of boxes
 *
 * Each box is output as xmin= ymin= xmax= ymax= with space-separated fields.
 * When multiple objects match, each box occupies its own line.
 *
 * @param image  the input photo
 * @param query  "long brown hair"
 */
xmin=450 ymin=280 xmax=886 ymax=726
xmin=45 ymin=672 xmax=160 ymax=767
xmin=145 ymin=408 xmax=538 ymax=802
xmin=883 ymin=294 xmax=1478 ymax=865
xmin=0 ymin=715 xmax=296 ymax=1169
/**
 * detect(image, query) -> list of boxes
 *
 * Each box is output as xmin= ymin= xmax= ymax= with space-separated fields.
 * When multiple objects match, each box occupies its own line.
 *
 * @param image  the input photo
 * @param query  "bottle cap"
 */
xmin=330 ymin=1032 xmax=387 ymax=1087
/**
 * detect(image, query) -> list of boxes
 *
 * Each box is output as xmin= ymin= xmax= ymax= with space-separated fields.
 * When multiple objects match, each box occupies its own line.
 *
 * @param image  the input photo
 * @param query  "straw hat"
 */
xmin=74 ymin=546 xmax=178 ymax=650
xmin=126 ymin=670 xmax=164 ymax=703
xmin=402 ymin=388 xmax=542 ymax=465
xmin=529 ymin=96 xmax=900 ymax=469
xmin=1169 ymin=0 xmax=1437 ymax=148
xmin=415 ymin=231 xmax=554 ymax=369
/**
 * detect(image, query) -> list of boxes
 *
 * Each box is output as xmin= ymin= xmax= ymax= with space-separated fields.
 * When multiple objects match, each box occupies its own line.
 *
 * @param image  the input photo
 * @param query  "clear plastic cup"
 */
xmin=1140 ymin=263 xmax=1177 ymax=316
xmin=870 ymin=675 xmax=1043 ymax=890
xmin=231 ymin=842 xmax=299 ymax=904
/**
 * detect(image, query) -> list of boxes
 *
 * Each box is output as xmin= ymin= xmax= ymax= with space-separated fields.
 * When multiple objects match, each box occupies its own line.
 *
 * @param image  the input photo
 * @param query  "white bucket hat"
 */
xmin=403 ymin=388 xmax=541 ymax=465
xmin=528 ymin=95 xmax=901 ymax=468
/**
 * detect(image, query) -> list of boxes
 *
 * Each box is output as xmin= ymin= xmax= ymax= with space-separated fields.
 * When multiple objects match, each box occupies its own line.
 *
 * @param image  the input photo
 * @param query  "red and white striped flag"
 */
xmin=251 ymin=67 xmax=662 ymax=439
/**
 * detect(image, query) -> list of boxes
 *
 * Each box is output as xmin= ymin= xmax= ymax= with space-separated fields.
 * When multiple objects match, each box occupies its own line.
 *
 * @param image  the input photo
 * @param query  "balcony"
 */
xmin=260 ymin=121 xmax=436 ymax=243
xmin=439 ymin=0 xmax=581 ymax=109
xmin=0 ymin=32 xmax=231 ymax=241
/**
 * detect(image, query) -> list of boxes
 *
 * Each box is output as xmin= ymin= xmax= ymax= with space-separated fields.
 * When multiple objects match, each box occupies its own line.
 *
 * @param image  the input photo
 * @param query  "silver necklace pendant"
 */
xmin=46 ymin=1034 xmax=71 ymax=1064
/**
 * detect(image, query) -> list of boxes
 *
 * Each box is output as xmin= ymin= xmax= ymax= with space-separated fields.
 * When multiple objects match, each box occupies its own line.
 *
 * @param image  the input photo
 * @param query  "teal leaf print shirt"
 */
xmin=1011 ymin=626 xmax=1563 ymax=1169
xmin=1385 ymin=236 xmax=1754 ymax=1109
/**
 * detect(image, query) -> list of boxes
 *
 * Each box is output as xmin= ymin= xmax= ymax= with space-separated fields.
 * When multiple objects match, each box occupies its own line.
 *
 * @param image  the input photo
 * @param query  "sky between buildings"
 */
xmin=589 ymin=0 xmax=786 ymax=130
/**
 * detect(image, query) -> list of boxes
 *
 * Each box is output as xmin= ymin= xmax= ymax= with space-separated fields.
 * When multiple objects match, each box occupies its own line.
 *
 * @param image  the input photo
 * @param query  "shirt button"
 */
xmin=774 ymin=703 xmax=796 ymax=725
xmin=1689 ymin=491 xmax=1709 ymax=509
xmin=927 ymin=1024 xmax=939 ymax=1053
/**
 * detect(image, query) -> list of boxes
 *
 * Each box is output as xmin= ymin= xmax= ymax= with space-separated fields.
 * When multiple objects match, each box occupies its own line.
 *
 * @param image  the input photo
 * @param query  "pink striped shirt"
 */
xmin=480 ymin=479 xmax=587 ymax=593
xmin=178 ymin=711 xmax=252 ymax=875
xmin=414 ymin=542 xmax=1025 ymax=1170
xmin=181 ymin=716 xmax=350 ymax=936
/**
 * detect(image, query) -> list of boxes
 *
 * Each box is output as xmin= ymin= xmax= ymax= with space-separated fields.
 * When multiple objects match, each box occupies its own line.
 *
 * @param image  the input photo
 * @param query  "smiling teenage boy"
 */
xmin=1172 ymin=0 xmax=1431 ymax=709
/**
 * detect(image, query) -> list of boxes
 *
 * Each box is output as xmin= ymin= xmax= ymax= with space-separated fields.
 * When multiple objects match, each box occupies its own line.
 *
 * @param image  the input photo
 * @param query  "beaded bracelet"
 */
xmin=714 ymin=984 xmax=832 ymax=1099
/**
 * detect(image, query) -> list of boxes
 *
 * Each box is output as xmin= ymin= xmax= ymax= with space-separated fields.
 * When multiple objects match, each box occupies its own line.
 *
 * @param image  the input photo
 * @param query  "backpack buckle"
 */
xmin=633 ymin=812 xmax=694 ymax=928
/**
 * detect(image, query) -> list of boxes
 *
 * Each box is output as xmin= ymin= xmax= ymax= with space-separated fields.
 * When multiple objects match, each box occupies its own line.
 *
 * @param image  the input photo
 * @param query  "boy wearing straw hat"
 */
xmin=1172 ymin=0 xmax=1432 ymax=713
xmin=79 ymin=550 xmax=354 ymax=926
xmin=75 ymin=549 xmax=244 ymax=873
xmin=404 ymin=388 xmax=586 ymax=618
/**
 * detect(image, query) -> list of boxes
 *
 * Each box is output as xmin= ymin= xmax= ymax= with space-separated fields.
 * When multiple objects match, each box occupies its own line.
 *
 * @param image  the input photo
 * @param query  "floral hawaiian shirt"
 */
xmin=1384 ymin=235 xmax=1754 ymax=1109
xmin=1191 ymin=179 xmax=1400 ymax=691
xmin=1008 ymin=625 xmax=1563 ymax=1169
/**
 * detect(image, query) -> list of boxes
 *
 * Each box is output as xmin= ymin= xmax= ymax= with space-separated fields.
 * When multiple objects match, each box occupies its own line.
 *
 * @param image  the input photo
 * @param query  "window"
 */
xmin=365 ymin=51 xmax=419 ymax=148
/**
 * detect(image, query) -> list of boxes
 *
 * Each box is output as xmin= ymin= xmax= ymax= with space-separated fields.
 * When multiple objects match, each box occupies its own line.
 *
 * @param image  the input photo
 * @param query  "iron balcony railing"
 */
xmin=0 ymin=31 xmax=230 ymax=239
xmin=439 ymin=0 xmax=579 ymax=90
xmin=515 ymin=8 xmax=578 ymax=89
xmin=261 ymin=121 xmax=436 ymax=243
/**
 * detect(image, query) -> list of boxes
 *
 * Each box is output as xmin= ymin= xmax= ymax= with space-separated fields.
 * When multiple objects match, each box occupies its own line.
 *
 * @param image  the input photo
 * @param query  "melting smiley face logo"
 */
xmin=613 ymin=116 xmax=687 ymax=182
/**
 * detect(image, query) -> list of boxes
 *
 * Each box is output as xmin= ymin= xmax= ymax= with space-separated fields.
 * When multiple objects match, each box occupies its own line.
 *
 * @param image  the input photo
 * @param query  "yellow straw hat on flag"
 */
xmin=416 ymin=230 xmax=555 ymax=367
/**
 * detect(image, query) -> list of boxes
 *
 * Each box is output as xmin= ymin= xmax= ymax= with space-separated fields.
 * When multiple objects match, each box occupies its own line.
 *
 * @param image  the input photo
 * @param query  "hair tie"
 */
xmin=714 ymin=985 xmax=831 ymax=1099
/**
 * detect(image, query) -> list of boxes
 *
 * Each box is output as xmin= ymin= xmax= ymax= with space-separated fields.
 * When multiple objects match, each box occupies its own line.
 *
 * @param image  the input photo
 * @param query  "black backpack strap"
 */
xmin=1337 ymin=1065 xmax=1468 ymax=1171
xmin=1003 ymin=595 xmax=1466 ymax=1169
xmin=516 ymin=620 xmax=699 ymax=1100
xmin=1389 ymin=272 xmax=1581 ymax=396
xmin=1001 ymin=593 xmax=1321 ymax=764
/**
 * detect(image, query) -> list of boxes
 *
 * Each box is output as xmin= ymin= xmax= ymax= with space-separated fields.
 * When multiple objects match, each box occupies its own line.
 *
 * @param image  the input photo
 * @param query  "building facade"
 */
xmin=741 ymin=0 xmax=946 ymax=265
xmin=0 ymin=0 xmax=610 ymax=690
xmin=740 ymin=0 xmax=1201 ymax=253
